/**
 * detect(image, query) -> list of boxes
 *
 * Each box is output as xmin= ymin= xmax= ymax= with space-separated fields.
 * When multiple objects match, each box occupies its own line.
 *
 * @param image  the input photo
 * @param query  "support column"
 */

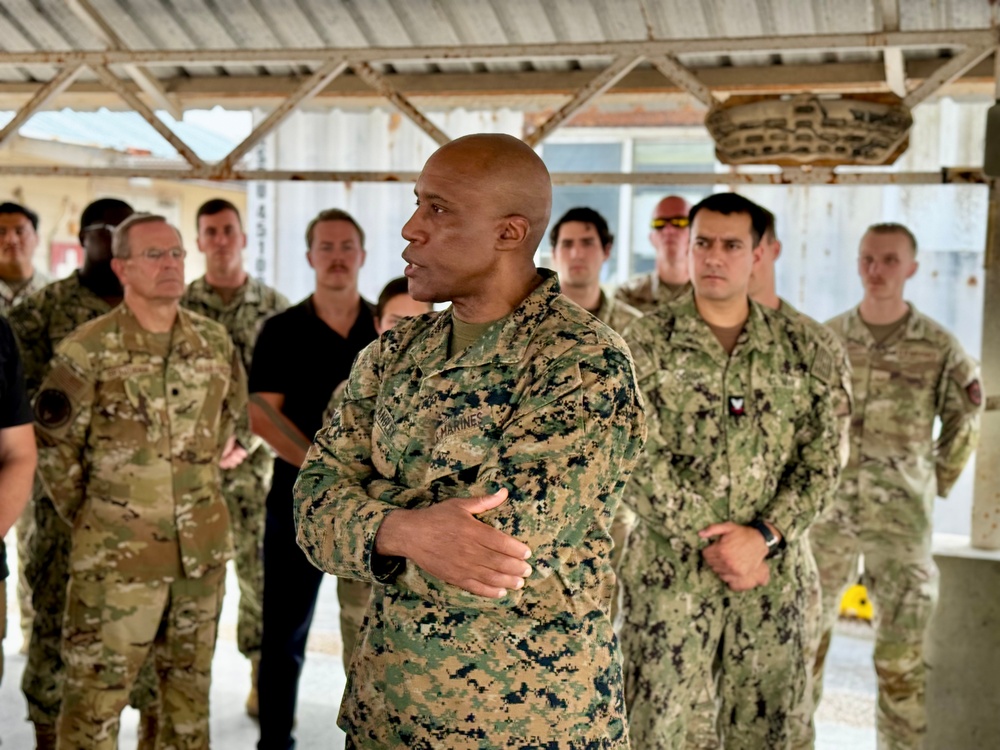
xmin=971 ymin=176 xmax=1000 ymax=550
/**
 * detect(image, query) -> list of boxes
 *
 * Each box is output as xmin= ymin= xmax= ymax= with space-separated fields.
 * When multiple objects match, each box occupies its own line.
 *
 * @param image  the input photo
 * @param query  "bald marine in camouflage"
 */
xmin=295 ymin=134 xmax=646 ymax=748
xmin=11 ymin=198 xmax=166 ymax=750
xmin=548 ymin=206 xmax=641 ymax=626
xmin=32 ymin=213 xmax=247 ymax=749
xmin=620 ymin=193 xmax=841 ymax=749
xmin=811 ymin=223 xmax=982 ymax=750
xmin=181 ymin=198 xmax=288 ymax=716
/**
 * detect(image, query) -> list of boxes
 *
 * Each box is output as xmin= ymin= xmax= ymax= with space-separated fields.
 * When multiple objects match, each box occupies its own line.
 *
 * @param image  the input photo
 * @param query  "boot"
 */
xmin=245 ymin=655 xmax=260 ymax=719
xmin=33 ymin=723 xmax=57 ymax=750
xmin=136 ymin=708 xmax=159 ymax=750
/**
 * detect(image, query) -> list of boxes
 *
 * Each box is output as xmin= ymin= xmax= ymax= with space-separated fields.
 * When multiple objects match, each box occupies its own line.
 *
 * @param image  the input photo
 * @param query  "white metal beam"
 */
xmin=0 ymin=164 xmax=983 ymax=186
xmin=211 ymin=59 xmax=349 ymax=177
xmin=649 ymin=55 xmax=718 ymax=107
xmin=904 ymin=46 xmax=996 ymax=108
xmin=67 ymin=0 xmax=182 ymax=119
xmin=879 ymin=0 xmax=907 ymax=97
xmin=89 ymin=65 xmax=206 ymax=169
xmin=0 ymin=28 xmax=993 ymax=68
xmin=524 ymin=55 xmax=645 ymax=147
xmin=0 ymin=65 xmax=84 ymax=147
xmin=352 ymin=62 xmax=451 ymax=146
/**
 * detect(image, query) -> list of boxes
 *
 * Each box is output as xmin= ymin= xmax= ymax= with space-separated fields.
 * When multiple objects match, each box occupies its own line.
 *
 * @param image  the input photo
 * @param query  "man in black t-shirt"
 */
xmin=0 ymin=316 xmax=38 ymax=687
xmin=248 ymin=208 xmax=377 ymax=750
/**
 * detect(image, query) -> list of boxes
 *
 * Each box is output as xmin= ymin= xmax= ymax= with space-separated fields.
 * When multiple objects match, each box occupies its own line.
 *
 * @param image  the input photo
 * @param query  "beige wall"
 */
xmin=0 ymin=147 xmax=245 ymax=284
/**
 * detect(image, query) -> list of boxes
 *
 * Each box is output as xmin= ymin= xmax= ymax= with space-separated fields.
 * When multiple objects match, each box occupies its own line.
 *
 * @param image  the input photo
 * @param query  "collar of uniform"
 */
xmin=0 ymin=271 xmax=46 ymax=304
xmin=594 ymin=288 xmax=613 ymax=322
xmin=117 ymin=303 xmax=210 ymax=356
xmin=844 ymin=302 xmax=926 ymax=346
xmin=187 ymin=275 xmax=259 ymax=309
xmin=669 ymin=289 xmax=775 ymax=354
xmin=408 ymin=267 xmax=562 ymax=370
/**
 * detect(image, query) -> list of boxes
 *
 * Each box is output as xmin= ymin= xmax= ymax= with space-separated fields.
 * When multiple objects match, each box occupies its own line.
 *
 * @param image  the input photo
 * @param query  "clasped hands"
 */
xmin=699 ymin=521 xmax=776 ymax=592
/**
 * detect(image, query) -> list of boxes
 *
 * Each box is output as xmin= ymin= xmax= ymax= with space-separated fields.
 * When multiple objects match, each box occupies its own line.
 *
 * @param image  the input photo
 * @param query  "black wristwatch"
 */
xmin=748 ymin=519 xmax=780 ymax=559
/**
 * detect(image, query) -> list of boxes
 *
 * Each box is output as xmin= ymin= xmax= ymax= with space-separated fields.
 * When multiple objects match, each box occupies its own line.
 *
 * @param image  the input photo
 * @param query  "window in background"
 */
xmin=539 ymin=142 xmax=622 ymax=282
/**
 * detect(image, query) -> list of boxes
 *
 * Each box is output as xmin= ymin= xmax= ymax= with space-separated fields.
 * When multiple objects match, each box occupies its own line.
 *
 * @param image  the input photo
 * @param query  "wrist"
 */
xmin=374 ymin=509 xmax=406 ymax=558
xmin=748 ymin=519 xmax=780 ymax=559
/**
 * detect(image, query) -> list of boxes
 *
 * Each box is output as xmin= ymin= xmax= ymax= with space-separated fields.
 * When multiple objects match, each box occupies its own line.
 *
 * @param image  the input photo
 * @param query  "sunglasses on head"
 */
xmin=650 ymin=216 xmax=690 ymax=230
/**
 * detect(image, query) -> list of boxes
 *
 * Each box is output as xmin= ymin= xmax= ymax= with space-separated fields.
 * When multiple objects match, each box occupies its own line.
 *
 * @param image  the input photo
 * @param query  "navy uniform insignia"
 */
xmin=728 ymin=396 xmax=745 ymax=417
xmin=35 ymin=389 xmax=72 ymax=428
xmin=967 ymin=379 xmax=983 ymax=407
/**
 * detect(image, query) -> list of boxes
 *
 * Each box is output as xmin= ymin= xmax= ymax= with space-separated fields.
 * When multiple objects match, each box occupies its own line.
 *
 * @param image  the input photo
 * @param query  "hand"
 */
xmin=375 ymin=488 xmax=533 ymax=599
xmin=220 ymin=435 xmax=248 ymax=470
xmin=699 ymin=521 xmax=774 ymax=582
xmin=718 ymin=560 xmax=771 ymax=592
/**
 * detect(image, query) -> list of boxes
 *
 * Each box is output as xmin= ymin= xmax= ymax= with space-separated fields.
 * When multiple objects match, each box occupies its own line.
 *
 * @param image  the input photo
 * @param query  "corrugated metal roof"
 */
xmin=0 ymin=108 xmax=237 ymax=160
xmin=0 ymin=0 xmax=992 ymax=91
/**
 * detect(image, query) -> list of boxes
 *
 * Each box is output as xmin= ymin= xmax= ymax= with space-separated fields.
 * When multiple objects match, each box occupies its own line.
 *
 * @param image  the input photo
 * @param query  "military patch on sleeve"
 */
xmin=966 ymin=379 xmax=983 ymax=407
xmin=34 ymin=389 xmax=72 ymax=428
xmin=811 ymin=346 xmax=834 ymax=386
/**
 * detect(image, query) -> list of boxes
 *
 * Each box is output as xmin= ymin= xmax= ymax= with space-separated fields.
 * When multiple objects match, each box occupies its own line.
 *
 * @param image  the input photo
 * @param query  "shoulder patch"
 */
xmin=966 ymin=379 xmax=983 ymax=407
xmin=811 ymin=346 xmax=834 ymax=386
xmin=35 ymin=389 xmax=72 ymax=428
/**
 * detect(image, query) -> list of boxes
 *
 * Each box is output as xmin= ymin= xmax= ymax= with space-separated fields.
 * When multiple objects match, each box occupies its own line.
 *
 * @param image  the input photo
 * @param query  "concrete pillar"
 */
xmin=971 ymin=178 xmax=1000 ymax=549
xmin=926 ymin=536 xmax=1000 ymax=749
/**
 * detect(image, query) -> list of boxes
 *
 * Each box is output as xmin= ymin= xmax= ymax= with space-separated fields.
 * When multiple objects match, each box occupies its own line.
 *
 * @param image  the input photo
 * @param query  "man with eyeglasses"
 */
xmin=0 ymin=201 xmax=50 ymax=664
xmin=31 ymin=213 xmax=247 ymax=749
xmin=10 ymin=199 xmax=162 ymax=749
xmin=615 ymin=194 xmax=692 ymax=313
xmin=181 ymin=198 xmax=289 ymax=718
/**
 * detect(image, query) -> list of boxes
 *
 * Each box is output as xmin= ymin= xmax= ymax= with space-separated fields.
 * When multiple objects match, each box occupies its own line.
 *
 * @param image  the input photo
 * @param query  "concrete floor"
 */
xmin=1 ymin=535 xmax=877 ymax=749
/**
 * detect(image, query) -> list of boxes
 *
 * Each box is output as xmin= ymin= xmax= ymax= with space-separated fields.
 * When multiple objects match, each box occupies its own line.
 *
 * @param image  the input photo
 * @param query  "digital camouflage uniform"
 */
xmin=1 ymin=270 xmax=51 ymax=647
xmin=9 ymin=273 xmax=159 ymax=730
xmin=613 ymin=272 xmax=690 ymax=314
xmin=322 ymin=380 xmax=375 ymax=673
xmin=181 ymin=275 xmax=288 ymax=660
xmin=679 ymin=297 xmax=856 ymax=750
xmin=776 ymin=299 xmax=854 ymax=750
xmin=620 ymin=291 xmax=841 ymax=750
xmin=811 ymin=305 xmax=981 ymax=750
xmin=33 ymin=304 xmax=247 ymax=750
xmin=295 ymin=270 xmax=646 ymax=748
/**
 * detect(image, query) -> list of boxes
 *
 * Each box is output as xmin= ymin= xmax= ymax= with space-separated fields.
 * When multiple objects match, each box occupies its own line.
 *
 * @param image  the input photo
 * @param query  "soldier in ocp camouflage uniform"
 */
xmin=10 ymin=199 xmax=165 ymax=750
xmin=32 ymin=213 xmax=247 ymax=750
xmin=295 ymin=134 xmax=646 ymax=748
xmin=614 ymin=194 xmax=692 ymax=313
xmin=620 ymin=193 xmax=841 ymax=749
xmin=321 ymin=275 xmax=432 ymax=672
xmin=181 ymin=198 xmax=288 ymax=716
xmin=0 ymin=201 xmax=51 ymax=652
xmin=811 ymin=223 xmax=982 ymax=750
xmin=548 ymin=206 xmax=642 ymax=627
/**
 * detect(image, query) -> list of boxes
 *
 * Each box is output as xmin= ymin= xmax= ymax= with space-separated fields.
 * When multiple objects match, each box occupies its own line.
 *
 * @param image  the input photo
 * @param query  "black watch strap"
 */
xmin=749 ymin=519 xmax=779 ymax=558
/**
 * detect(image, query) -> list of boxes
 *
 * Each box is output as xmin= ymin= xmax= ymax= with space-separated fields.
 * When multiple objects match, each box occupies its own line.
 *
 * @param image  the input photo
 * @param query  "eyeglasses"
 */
xmin=130 ymin=248 xmax=187 ymax=262
xmin=650 ymin=216 xmax=690 ymax=230
xmin=81 ymin=223 xmax=117 ymax=234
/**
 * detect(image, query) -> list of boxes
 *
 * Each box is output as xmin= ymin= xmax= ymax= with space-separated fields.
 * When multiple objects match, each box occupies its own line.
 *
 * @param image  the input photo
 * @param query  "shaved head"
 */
xmin=425 ymin=134 xmax=552 ymax=255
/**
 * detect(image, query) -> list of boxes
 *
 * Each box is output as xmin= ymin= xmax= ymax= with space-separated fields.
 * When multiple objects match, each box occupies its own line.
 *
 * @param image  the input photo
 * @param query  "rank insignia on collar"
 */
xmin=728 ymin=396 xmax=745 ymax=417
